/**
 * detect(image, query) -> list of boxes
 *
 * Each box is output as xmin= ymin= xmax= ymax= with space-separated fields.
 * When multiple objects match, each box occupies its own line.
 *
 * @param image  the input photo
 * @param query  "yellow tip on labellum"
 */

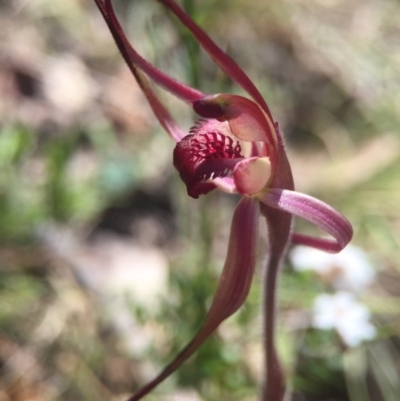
xmin=234 ymin=156 xmax=271 ymax=195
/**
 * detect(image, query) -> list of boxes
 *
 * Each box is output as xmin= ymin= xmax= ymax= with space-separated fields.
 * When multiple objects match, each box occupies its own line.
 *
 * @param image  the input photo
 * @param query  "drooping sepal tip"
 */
xmin=259 ymin=189 xmax=353 ymax=254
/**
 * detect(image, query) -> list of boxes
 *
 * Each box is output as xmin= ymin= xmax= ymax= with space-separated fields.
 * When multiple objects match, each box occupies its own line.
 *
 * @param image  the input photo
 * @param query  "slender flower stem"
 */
xmin=263 ymin=252 xmax=285 ymax=401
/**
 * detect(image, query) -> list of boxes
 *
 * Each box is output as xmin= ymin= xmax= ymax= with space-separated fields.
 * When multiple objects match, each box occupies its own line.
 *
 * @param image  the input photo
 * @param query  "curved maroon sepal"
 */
xmin=157 ymin=0 xmax=274 ymax=121
xmin=259 ymin=189 xmax=353 ymax=253
xmin=126 ymin=196 xmax=260 ymax=400
xmin=290 ymin=233 xmax=344 ymax=253
xmin=94 ymin=0 xmax=204 ymax=102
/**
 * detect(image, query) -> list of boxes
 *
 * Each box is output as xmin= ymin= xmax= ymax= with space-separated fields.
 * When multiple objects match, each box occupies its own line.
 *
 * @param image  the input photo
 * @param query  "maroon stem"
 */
xmin=260 ymin=129 xmax=294 ymax=401
xmin=263 ymin=252 xmax=285 ymax=401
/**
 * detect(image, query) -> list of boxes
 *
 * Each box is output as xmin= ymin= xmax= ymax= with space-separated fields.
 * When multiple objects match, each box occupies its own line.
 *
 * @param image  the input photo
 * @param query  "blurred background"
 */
xmin=1 ymin=0 xmax=400 ymax=400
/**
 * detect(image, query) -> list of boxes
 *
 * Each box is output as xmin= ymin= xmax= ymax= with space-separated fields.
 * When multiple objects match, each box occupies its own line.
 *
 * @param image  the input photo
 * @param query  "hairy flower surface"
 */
xmin=93 ymin=1 xmax=354 ymax=400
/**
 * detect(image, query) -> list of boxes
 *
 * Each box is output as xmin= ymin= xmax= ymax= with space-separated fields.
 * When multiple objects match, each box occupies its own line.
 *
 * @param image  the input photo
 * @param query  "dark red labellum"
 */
xmin=173 ymin=130 xmax=244 ymax=198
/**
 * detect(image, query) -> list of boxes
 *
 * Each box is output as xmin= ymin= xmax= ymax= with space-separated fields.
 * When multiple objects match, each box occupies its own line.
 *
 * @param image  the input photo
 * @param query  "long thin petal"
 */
xmin=131 ymin=64 xmax=187 ymax=141
xmin=127 ymin=196 xmax=260 ymax=400
xmin=270 ymin=123 xmax=294 ymax=190
xmin=259 ymin=189 xmax=353 ymax=253
xmin=157 ymin=0 xmax=274 ymax=120
xmin=94 ymin=0 xmax=186 ymax=141
xmin=95 ymin=0 xmax=205 ymax=102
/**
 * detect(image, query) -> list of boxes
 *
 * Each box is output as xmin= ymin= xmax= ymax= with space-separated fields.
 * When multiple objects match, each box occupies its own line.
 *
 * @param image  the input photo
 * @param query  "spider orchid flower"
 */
xmin=93 ymin=1 xmax=353 ymax=400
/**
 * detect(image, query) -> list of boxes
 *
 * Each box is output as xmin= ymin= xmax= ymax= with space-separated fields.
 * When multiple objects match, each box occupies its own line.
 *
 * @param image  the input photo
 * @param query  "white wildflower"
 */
xmin=290 ymin=244 xmax=375 ymax=293
xmin=312 ymin=292 xmax=376 ymax=347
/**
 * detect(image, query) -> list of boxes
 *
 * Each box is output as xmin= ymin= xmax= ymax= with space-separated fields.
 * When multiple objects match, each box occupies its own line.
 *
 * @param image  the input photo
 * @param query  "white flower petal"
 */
xmin=312 ymin=292 xmax=376 ymax=347
xmin=291 ymin=245 xmax=375 ymax=293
